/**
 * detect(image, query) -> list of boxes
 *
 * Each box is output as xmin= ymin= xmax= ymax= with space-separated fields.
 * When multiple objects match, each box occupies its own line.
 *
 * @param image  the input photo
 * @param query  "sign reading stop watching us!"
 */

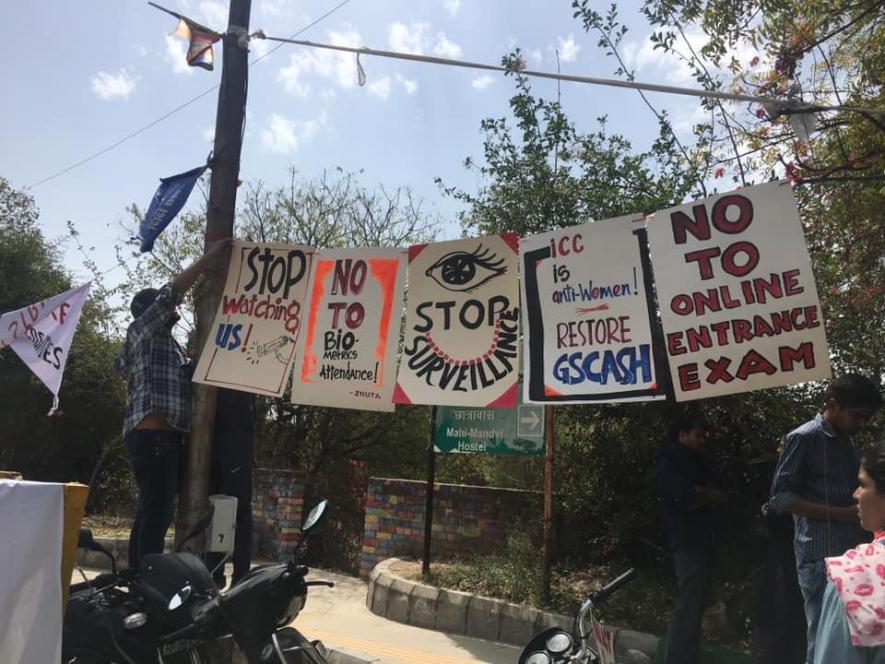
xmin=194 ymin=241 xmax=314 ymax=397
xmin=647 ymin=181 xmax=831 ymax=401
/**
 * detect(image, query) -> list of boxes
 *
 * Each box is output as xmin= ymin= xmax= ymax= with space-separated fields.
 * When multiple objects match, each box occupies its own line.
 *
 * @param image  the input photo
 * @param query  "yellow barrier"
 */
xmin=62 ymin=483 xmax=90 ymax=612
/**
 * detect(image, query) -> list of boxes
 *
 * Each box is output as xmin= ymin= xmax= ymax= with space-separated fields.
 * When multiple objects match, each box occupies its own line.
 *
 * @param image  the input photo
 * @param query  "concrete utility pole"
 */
xmin=177 ymin=0 xmax=253 ymax=551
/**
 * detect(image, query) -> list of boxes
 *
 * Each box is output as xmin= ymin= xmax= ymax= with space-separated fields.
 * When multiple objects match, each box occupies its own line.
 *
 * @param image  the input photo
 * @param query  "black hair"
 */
xmin=668 ymin=408 xmax=709 ymax=441
xmin=824 ymin=374 xmax=883 ymax=410
xmin=861 ymin=441 xmax=885 ymax=493
xmin=130 ymin=288 xmax=159 ymax=319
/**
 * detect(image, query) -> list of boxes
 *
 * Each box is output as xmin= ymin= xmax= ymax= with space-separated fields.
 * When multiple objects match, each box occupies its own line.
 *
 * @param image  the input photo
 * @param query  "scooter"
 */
xmin=518 ymin=568 xmax=636 ymax=664
xmin=63 ymin=500 xmax=334 ymax=663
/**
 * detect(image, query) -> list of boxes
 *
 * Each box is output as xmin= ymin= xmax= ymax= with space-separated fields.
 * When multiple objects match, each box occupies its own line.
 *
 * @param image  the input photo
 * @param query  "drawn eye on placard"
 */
xmin=425 ymin=244 xmax=507 ymax=292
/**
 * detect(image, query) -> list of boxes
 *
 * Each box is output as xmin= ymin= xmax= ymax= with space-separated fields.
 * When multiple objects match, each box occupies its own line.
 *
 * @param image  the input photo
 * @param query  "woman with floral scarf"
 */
xmin=815 ymin=441 xmax=885 ymax=663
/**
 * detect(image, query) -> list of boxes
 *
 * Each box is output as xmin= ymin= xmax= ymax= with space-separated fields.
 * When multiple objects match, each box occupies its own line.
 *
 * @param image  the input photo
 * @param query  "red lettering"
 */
xmin=736 ymin=349 xmax=777 ymax=380
xmin=704 ymin=357 xmax=734 ymax=384
xmin=721 ymin=241 xmax=759 ymax=277
xmin=678 ymin=363 xmax=701 ymax=391
xmin=779 ymin=342 xmax=816 ymax=371
xmin=686 ymin=326 xmax=713 ymax=352
xmin=684 ymin=247 xmax=721 ymax=280
xmin=732 ymin=319 xmax=753 ymax=343
xmin=783 ymin=269 xmax=803 ymax=296
xmin=671 ymin=294 xmax=693 ymax=316
xmin=668 ymin=332 xmax=687 ymax=356
xmin=671 ymin=204 xmax=711 ymax=244
xmin=712 ymin=194 xmax=753 ymax=234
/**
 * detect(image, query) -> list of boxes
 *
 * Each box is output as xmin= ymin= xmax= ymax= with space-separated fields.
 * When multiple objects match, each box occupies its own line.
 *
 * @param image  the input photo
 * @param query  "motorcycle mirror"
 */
xmin=167 ymin=584 xmax=192 ymax=611
xmin=302 ymin=500 xmax=328 ymax=532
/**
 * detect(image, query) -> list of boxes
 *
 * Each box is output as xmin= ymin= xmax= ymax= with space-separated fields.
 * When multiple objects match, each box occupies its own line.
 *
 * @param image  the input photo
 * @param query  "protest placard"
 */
xmin=394 ymin=234 xmax=521 ymax=407
xmin=0 ymin=282 xmax=92 ymax=413
xmin=193 ymin=240 xmax=314 ymax=396
xmin=521 ymin=216 xmax=666 ymax=403
xmin=292 ymin=247 xmax=406 ymax=411
xmin=647 ymin=181 xmax=831 ymax=401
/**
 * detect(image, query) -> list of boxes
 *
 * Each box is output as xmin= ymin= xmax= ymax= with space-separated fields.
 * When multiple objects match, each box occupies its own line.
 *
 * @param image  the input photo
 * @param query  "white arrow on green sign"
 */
xmin=433 ymin=400 xmax=545 ymax=456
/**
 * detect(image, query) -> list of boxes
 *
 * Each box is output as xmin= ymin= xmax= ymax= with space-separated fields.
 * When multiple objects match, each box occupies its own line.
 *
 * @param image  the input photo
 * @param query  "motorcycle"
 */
xmin=63 ymin=500 xmax=334 ymax=663
xmin=518 ymin=568 xmax=637 ymax=664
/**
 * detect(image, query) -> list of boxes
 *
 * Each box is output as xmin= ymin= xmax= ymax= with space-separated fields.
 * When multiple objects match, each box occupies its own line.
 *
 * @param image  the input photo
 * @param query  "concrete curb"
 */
xmin=367 ymin=558 xmax=658 ymax=664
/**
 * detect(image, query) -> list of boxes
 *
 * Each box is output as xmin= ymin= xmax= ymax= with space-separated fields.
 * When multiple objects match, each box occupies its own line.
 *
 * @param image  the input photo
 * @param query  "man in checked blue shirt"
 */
xmin=115 ymin=239 xmax=230 ymax=570
xmin=770 ymin=374 xmax=883 ymax=664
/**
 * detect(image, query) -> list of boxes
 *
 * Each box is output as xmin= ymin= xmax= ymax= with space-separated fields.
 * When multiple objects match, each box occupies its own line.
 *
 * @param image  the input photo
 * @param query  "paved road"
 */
xmin=296 ymin=568 xmax=521 ymax=664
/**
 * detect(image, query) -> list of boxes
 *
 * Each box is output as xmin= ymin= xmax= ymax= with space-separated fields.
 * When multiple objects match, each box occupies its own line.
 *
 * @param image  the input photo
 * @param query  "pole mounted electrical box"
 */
xmin=207 ymin=494 xmax=238 ymax=554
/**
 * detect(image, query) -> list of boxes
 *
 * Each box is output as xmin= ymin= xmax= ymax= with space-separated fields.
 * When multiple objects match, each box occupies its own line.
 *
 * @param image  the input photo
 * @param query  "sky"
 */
xmin=0 ymin=0 xmax=720 ymax=291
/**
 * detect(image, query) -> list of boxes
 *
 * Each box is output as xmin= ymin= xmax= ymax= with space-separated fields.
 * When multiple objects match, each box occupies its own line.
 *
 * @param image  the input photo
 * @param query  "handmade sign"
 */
xmin=292 ymin=247 xmax=406 ymax=411
xmin=193 ymin=241 xmax=314 ymax=396
xmin=520 ymin=216 xmax=666 ymax=403
xmin=394 ymin=234 xmax=521 ymax=408
xmin=0 ymin=283 xmax=92 ymax=414
xmin=646 ymin=181 xmax=831 ymax=401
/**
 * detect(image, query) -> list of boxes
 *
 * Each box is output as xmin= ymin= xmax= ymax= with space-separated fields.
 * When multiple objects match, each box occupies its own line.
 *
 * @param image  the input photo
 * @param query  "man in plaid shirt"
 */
xmin=115 ymin=240 xmax=229 ymax=569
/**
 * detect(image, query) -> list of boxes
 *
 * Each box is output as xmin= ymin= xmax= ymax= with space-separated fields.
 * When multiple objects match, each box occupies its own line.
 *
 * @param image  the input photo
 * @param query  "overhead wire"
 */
xmin=25 ymin=0 xmax=355 ymax=190
xmin=255 ymin=35 xmax=885 ymax=117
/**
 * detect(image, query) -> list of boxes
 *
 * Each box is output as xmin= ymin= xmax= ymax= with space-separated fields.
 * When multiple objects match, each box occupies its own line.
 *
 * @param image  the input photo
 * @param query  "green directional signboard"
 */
xmin=433 ymin=396 xmax=546 ymax=456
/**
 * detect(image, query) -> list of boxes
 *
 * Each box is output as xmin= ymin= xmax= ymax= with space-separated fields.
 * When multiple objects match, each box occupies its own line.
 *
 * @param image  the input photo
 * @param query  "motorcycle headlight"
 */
xmin=525 ymin=652 xmax=551 ymax=664
xmin=279 ymin=593 xmax=306 ymax=625
xmin=545 ymin=631 xmax=573 ymax=654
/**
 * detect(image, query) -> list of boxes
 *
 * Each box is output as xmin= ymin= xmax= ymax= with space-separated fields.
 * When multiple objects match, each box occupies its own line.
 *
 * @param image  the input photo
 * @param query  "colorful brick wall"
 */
xmin=359 ymin=478 xmax=542 ymax=576
xmin=252 ymin=467 xmax=307 ymax=561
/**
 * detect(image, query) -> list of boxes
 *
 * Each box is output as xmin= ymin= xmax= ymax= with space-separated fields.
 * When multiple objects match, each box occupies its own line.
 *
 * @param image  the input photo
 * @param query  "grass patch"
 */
xmin=398 ymin=531 xmax=749 ymax=652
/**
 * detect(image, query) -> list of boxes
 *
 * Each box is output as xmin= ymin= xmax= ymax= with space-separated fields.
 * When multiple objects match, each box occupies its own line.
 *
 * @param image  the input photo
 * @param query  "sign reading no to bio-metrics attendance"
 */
xmin=433 ymin=397 xmax=546 ymax=456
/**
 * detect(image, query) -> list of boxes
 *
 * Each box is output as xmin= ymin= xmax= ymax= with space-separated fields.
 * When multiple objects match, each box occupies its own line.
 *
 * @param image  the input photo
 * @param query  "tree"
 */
xmin=438 ymin=52 xmax=697 ymax=238
xmin=0 ymin=176 xmax=128 ymax=511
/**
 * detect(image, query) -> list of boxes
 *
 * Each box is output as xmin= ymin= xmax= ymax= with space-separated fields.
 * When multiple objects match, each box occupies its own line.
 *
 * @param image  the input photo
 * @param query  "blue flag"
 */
xmin=134 ymin=165 xmax=207 ymax=253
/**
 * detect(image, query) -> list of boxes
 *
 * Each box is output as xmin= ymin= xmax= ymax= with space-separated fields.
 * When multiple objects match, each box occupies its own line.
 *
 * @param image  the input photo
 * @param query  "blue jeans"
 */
xmin=665 ymin=545 xmax=715 ymax=664
xmin=796 ymin=559 xmax=827 ymax=664
xmin=125 ymin=430 xmax=183 ymax=570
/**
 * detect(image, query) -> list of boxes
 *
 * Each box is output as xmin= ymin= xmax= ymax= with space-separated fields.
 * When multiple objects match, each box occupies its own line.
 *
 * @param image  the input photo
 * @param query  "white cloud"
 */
xmin=529 ymin=48 xmax=543 ymax=65
xmin=388 ymin=22 xmax=462 ymax=59
xmin=198 ymin=0 xmax=228 ymax=28
xmin=368 ymin=76 xmax=392 ymax=99
xmin=277 ymin=28 xmax=362 ymax=97
xmin=134 ymin=44 xmax=148 ymax=57
xmin=395 ymin=73 xmax=418 ymax=95
xmin=90 ymin=69 xmax=138 ymax=100
xmin=164 ymin=35 xmax=194 ymax=75
xmin=434 ymin=33 xmax=462 ymax=58
xmin=202 ymin=126 xmax=215 ymax=142
xmin=555 ymin=35 xmax=580 ymax=62
xmin=622 ymin=28 xmax=710 ymax=85
xmin=472 ymin=75 xmax=494 ymax=90
xmin=389 ymin=22 xmax=430 ymax=55
xmin=261 ymin=113 xmax=319 ymax=153
xmin=259 ymin=0 xmax=286 ymax=16
xmin=444 ymin=0 xmax=461 ymax=16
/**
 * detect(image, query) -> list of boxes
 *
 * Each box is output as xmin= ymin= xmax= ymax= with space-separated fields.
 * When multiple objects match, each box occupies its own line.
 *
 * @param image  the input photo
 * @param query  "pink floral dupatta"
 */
xmin=826 ymin=534 xmax=885 ymax=647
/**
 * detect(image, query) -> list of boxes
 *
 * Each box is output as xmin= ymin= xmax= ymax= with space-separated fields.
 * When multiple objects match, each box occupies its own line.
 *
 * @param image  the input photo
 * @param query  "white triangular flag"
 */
xmin=1 ymin=283 xmax=92 ymax=414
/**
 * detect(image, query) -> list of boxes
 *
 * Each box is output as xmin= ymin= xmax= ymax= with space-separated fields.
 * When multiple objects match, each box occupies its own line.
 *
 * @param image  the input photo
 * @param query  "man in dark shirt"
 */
xmin=115 ymin=240 xmax=229 ymax=569
xmin=769 ymin=374 xmax=882 ymax=664
xmin=657 ymin=413 xmax=726 ymax=664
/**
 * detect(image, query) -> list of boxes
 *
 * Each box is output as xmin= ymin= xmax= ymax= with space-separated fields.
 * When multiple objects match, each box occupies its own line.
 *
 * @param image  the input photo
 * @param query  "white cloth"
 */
xmin=0 ymin=480 xmax=64 ymax=664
